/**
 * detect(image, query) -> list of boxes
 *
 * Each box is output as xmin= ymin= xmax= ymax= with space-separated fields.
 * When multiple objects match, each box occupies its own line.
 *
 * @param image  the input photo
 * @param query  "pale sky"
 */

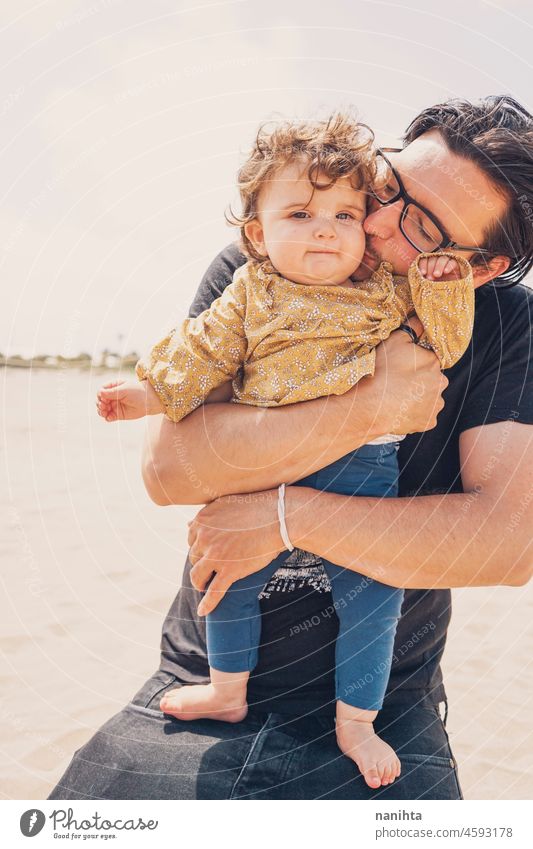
xmin=1 ymin=0 xmax=532 ymax=357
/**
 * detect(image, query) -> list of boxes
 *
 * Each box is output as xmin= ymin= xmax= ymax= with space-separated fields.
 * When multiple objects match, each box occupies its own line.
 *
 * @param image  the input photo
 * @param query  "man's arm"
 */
xmin=285 ymin=419 xmax=533 ymax=589
xmin=142 ymin=324 xmax=444 ymax=505
xmin=186 ymin=419 xmax=532 ymax=615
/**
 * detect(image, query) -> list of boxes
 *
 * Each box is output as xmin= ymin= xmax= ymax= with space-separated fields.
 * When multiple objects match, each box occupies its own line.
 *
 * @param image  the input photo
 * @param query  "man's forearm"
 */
xmin=143 ymin=381 xmax=379 ymax=505
xmin=286 ymin=487 xmax=528 ymax=588
xmin=142 ymin=329 xmax=448 ymax=505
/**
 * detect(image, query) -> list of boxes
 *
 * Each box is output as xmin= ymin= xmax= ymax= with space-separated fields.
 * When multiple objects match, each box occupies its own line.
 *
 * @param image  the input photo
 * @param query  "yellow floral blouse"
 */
xmin=136 ymin=252 xmax=474 ymax=423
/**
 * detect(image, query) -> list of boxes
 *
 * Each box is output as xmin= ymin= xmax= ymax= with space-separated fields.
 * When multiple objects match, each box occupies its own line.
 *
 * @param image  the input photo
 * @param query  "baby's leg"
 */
xmin=161 ymin=555 xmax=288 ymax=722
xmin=335 ymin=701 xmax=400 ymax=790
xmin=160 ymin=666 xmax=250 ymax=723
xmin=324 ymin=561 xmax=404 ymax=789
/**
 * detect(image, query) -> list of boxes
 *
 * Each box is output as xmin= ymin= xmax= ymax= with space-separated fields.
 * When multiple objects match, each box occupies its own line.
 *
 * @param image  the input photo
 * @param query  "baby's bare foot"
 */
xmin=160 ymin=684 xmax=248 ymax=723
xmin=335 ymin=701 xmax=401 ymax=789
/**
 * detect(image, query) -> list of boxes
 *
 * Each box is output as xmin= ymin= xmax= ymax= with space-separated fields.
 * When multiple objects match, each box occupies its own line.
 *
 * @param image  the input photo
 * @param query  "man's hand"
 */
xmin=96 ymin=379 xmax=164 ymax=422
xmin=188 ymin=489 xmax=284 ymax=616
xmin=367 ymin=319 xmax=448 ymax=436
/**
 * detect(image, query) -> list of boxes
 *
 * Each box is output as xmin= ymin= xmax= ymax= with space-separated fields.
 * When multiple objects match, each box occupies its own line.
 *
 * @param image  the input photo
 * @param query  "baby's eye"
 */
xmin=290 ymin=211 xmax=310 ymax=219
xmin=337 ymin=212 xmax=354 ymax=221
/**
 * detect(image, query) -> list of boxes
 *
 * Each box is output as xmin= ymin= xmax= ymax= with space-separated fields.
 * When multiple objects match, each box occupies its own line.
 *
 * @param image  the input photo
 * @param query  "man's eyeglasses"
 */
xmin=371 ymin=148 xmax=495 ymax=257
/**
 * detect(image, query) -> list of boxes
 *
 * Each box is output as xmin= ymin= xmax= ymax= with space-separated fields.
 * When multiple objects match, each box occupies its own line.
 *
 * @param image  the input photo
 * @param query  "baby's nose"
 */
xmin=314 ymin=216 xmax=337 ymax=238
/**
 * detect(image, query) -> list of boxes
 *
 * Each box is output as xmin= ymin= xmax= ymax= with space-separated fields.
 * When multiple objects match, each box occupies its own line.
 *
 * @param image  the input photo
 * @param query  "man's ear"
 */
xmin=244 ymin=219 xmax=267 ymax=257
xmin=471 ymin=255 xmax=511 ymax=289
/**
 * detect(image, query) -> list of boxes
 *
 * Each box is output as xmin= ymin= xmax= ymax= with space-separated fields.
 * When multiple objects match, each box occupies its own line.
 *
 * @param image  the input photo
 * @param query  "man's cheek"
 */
xmin=393 ymin=241 xmax=420 ymax=272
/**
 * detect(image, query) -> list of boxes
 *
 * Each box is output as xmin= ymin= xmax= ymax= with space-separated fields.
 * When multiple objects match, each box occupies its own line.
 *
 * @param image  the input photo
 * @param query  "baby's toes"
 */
xmin=387 ymin=757 xmax=401 ymax=783
xmin=380 ymin=762 xmax=394 ymax=785
xmin=363 ymin=766 xmax=382 ymax=789
xmin=385 ymin=755 xmax=401 ymax=784
xmin=160 ymin=687 xmax=181 ymax=706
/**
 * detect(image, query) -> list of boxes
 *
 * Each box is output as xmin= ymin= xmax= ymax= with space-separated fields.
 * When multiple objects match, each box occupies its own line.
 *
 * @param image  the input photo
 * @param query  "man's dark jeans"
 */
xmin=49 ymin=671 xmax=463 ymax=800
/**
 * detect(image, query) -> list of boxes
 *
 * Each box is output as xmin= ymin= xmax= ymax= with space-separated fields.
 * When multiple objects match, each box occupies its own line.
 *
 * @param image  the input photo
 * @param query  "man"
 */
xmin=50 ymin=95 xmax=533 ymax=800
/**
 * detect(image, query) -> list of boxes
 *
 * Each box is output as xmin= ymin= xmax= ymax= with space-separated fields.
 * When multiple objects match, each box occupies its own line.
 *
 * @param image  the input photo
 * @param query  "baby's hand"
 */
xmin=96 ymin=379 xmax=163 ymax=422
xmin=418 ymin=254 xmax=462 ymax=281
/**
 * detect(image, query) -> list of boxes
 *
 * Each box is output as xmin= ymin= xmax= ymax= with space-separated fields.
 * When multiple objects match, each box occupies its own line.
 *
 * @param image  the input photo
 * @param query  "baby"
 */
xmin=96 ymin=113 xmax=474 ymax=790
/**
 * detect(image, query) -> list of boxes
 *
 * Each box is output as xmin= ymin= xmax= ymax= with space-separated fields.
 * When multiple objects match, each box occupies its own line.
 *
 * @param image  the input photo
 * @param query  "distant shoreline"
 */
xmin=1 ymin=354 xmax=138 ymax=371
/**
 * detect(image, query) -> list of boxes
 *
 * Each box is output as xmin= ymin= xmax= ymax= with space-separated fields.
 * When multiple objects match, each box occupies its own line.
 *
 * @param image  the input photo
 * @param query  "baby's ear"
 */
xmin=244 ymin=219 xmax=266 ymax=256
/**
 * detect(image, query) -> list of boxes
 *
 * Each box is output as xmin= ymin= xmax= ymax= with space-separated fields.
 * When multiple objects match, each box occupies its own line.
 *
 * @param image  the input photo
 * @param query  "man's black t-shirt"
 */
xmin=158 ymin=243 xmax=533 ymax=715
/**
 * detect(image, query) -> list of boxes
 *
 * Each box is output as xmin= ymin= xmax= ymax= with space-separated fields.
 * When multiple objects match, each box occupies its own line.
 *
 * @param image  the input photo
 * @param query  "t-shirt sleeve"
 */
xmin=188 ymin=242 xmax=248 ymax=318
xmin=457 ymin=284 xmax=533 ymax=433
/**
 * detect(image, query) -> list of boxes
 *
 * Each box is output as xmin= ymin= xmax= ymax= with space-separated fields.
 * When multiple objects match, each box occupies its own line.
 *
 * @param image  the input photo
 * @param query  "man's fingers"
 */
xmin=189 ymin=557 xmax=215 ymax=590
xmin=427 ymin=382 xmax=447 ymax=428
xmin=197 ymin=575 xmax=232 ymax=616
xmin=188 ymin=545 xmax=200 ymax=568
xmin=187 ymin=522 xmax=198 ymax=548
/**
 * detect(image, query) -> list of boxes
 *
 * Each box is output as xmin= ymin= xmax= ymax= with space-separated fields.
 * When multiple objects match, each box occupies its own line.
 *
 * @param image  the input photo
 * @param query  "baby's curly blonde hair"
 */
xmin=227 ymin=112 xmax=376 ymax=261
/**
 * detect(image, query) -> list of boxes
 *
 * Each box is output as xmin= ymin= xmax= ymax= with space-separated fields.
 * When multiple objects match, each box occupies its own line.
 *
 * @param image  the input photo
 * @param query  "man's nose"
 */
xmin=364 ymin=200 xmax=402 ymax=239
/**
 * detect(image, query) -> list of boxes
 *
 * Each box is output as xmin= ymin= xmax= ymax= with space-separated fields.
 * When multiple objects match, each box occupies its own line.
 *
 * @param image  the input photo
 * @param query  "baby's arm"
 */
xmin=407 ymin=252 xmax=475 ymax=369
xmin=134 ymin=272 xmax=248 ymax=422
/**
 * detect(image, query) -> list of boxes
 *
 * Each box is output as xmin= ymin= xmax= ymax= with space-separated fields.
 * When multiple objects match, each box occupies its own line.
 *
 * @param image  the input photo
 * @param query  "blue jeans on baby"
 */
xmin=206 ymin=443 xmax=404 ymax=711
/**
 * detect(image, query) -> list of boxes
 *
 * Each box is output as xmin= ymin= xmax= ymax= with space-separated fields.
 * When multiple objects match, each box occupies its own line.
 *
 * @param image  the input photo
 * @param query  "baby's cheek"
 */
xmin=348 ymin=225 xmax=366 ymax=252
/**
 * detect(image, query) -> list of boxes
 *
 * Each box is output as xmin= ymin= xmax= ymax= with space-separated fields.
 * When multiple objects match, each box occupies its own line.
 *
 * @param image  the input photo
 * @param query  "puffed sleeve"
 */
xmin=407 ymin=252 xmax=475 ymax=369
xmin=135 ymin=268 xmax=249 ymax=422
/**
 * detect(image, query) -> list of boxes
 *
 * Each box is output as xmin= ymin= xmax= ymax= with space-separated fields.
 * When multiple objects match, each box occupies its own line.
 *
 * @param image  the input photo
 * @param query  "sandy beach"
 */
xmin=1 ymin=367 xmax=532 ymax=800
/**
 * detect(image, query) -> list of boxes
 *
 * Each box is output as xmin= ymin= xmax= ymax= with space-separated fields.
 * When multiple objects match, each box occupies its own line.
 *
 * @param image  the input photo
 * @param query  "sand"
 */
xmin=1 ymin=368 xmax=532 ymax=800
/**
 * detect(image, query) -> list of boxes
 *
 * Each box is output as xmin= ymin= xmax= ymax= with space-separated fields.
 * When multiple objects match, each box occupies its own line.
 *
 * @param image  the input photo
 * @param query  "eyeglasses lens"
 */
xmin=402 ymin=205 xmax=442 ymax=252
xmin=373 ymin=154 xmax=443 ymax=252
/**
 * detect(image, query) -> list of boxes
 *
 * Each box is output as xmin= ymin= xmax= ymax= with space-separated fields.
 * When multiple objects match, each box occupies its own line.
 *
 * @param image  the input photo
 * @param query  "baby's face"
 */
xmin=245 ymin=159 xmax=367 ymax=286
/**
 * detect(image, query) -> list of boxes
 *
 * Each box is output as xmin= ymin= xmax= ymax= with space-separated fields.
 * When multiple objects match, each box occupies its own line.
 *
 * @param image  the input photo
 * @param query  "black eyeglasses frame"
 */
xmin=372 ymin=148 xmax=496 ymax=257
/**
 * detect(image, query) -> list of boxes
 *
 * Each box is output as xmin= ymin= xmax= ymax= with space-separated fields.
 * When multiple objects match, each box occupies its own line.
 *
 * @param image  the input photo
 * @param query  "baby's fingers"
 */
xmin=435 ymin=256 xmax=451 ymax=278
xmin=430 ymin=255 xmax=451 ymax=279
xmin=97 ymin=384 xmax=122 ymax=405
xmin=418 ymin=256 xmax=428 ymax=276
xmin=442 ymin=258 xmax=461 ymax=279
xmin=99 ymin=385 xmax=127 ymax=402
xmin=101 ymin=379 xmax=126 ymax=390
xmin=421 ymin=255 xmax=440 ymax=279
xmin=96 ymin=397 xmax=118 ymax=422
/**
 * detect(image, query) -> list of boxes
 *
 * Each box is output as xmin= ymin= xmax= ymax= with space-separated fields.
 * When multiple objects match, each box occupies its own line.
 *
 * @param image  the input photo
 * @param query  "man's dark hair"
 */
xmin=404 ymin=95 xmax=533 ymax=288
